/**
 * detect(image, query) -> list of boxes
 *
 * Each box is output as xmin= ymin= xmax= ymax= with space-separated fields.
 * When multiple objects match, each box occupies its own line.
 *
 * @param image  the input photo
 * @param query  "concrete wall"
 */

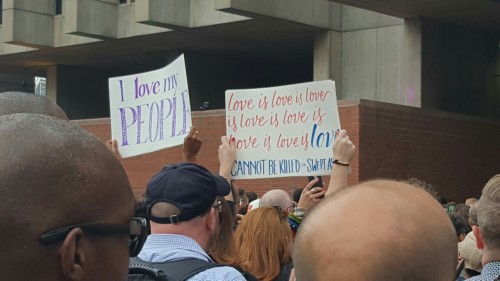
xmin=312 ymin=5 xmax=421 ymax=107
xmin=421 ymin=20 xmax=500 ymax=120
xmin=1 ymin=1 xmax=496 ymax=123
xmin=76 ymin=100 xmax=500 ymax=202
xmin=338 ymin=6 xmax=415 ymax=106
xmin=215 ymin=0 xmax=331 ymax=28
xmin=11 ymin=4 xmax=55 ymax=46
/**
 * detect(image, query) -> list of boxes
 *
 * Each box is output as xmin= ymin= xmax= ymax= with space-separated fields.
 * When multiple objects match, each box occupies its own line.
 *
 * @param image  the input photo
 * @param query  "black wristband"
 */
xmin=333 ymin=159 xmax=349 ymax=166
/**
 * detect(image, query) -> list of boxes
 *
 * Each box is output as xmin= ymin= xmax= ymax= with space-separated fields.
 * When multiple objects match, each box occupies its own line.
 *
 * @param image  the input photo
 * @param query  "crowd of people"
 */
xmin=1 ymin=91 xmax=499 ymax=281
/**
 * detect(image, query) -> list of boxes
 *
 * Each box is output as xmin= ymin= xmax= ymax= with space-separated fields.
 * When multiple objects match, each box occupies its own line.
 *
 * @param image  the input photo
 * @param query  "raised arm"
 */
xmin=105 ymin=139 xmax=122 ymax=159
xmin=183 ymin=126 xmax=202 ymax=162
xmin=218 ymin=136 xmax=237 ymax=202
xmin=325 ymin=129 xmax=356 ymax=197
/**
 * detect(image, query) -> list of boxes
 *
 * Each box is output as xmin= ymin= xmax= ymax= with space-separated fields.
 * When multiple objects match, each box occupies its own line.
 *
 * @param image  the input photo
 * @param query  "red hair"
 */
xmin=234 ymin=207 xmax=292 ymax=281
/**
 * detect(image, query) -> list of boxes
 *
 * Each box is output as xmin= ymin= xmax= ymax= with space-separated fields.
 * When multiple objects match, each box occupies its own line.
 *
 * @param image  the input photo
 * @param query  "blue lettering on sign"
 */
xmin=306 ymin=158 xmax=334 ymax=172
xmin=310 ymin=123 xmax=336 ymax=148
xmin=279 ymin=159 xmax=301 ymax=174
xmin=232 ymin=160 xmax=266 ymax=176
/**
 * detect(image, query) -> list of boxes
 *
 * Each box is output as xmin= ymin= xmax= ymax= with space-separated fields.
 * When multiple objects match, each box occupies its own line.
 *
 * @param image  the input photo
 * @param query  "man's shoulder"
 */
xmin=471 ymin=261 xmax=500 ymax=281
xmin=189 ymin=265 xmax=246 ymax=281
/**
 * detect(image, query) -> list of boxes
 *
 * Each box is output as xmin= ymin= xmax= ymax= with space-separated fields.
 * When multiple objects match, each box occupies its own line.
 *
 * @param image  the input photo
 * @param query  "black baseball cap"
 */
xmin=146 ymin=162 xmax=230 ymax=224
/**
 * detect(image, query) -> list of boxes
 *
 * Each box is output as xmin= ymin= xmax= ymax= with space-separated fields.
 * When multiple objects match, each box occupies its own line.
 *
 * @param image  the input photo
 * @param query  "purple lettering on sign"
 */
xmin=119 ymin=80 xmax=124 ymax=102
xmin=119 ymin=107 xmax=137 ymax=146
xmin=148 ymin=101 xmax=160 ymax=142
xmin=159 ymin=98 xmax=173 ymax=141
xmin=117 ymin=90 xmax=190 ymax=146
xmin=136 ymin=103 xmax=149 ymax=144
xmin=163 ymin=73 xmax=178 ymax=93
xmin=180 ymin=90 xmax=189 ymax=135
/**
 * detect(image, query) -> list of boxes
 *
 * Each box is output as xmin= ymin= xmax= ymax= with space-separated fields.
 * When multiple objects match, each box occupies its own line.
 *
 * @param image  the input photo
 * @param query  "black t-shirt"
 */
xmin=274 ymin=261 xmax=293 ymax=281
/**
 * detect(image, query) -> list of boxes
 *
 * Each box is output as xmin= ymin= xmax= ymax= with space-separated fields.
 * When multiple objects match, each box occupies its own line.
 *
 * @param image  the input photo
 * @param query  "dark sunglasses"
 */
xmin=39 ymin=217 xmax=149 ymax=257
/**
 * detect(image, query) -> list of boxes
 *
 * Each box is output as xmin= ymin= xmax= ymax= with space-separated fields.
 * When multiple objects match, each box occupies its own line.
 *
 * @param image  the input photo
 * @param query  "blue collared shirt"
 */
xmin=137 ymin=234 xmax=246 ymax=281
xmin=467 ymin=262 xmax=500 ymax=281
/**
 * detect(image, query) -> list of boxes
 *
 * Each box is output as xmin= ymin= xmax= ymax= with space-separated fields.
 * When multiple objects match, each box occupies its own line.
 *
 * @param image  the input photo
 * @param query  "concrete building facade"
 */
xmin=0 ymin=0 xmax=497 ymax=120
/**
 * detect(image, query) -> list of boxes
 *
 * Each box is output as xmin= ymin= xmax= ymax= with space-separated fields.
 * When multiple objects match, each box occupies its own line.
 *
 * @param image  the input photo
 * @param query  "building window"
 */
xmin=0 ymin=0 xmax=3 ymax=24
xmin=56 ymin=0 xmax=62 ymax=15
xmin=35 ymin=77 xmax=46 ymax=97
xmin=119 ymin=0 xmax=127 ymax=3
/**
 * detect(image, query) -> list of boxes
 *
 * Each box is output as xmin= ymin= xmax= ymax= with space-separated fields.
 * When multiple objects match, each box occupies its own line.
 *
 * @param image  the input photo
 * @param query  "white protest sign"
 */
xmin=225 ymin=80 xmax=340 ymax=179
xmin=109 ymin=55 xmax=191 ymax=158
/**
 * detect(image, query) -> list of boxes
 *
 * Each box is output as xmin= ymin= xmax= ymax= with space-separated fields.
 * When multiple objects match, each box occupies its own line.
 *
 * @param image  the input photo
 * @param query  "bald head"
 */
xmin=465 ymin=198 xmax=477 ymax=207
xmin=260 ymin=189 xmax=293 ymax=211
xmin=0 ymin=113 xmax=134 ymax=280
xmin=294 ymin=180 xmax=457 ymax=281
xmin=0 ymin=91 xmax=68 ymax=119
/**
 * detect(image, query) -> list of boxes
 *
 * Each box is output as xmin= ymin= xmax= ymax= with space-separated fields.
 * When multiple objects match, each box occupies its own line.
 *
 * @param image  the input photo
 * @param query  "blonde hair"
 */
xmin=234 ymin=207 xmax=292 ymax=281
xmin=478 ymin=174 xmax=500 ymax=250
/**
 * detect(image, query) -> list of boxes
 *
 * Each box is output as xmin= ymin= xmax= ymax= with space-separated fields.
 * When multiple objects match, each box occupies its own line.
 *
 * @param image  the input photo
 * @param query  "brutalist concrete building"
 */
xmin=0 ymin=0 xmax=497 ymax=119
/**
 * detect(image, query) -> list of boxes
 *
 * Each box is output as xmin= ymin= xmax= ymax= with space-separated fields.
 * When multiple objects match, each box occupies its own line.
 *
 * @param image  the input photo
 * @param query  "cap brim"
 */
xmin=213 ymin=175 xmax=231 ymax=197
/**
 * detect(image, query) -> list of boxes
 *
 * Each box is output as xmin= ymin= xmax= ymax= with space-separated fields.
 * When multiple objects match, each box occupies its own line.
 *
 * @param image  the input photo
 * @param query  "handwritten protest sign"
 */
xmin=225 ymin=80 xmax=340 ymax=179
xmin=109 ymin=55 xmax=191 ymax=158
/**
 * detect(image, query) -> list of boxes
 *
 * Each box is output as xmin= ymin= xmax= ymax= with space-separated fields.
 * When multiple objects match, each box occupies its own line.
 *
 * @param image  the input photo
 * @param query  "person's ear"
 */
xmin=60 ymin=228 xmax=86 ymax=281
xmin=472 ymin=225 xmax=484 ymax=249
xmin=206 ymin=208 xmax=217 ymax=233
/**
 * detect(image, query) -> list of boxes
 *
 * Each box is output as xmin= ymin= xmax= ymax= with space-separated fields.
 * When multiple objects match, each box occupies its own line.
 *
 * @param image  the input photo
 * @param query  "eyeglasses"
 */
xmin=39 ymin=217 xmax=149 ymax=257
xmin=271 ymin=205 xmax=289 ymax=222
xmin=273 ymin=204 xmax=295 ymax=214
xmin=212 ymin=201 xmax=223 ymax=213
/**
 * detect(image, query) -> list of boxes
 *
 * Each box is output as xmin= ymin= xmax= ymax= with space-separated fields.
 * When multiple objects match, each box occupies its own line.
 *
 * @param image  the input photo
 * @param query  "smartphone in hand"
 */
xmin=307 ymin=176 xmax=323 ymax=188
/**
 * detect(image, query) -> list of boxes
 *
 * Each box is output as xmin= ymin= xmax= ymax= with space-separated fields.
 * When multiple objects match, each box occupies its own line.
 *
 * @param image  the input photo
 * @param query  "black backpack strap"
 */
xmin=129 ymin=257 xmax=167 ymax=281
xmin=129 ymin=257 xmax=223 ymax=281
xmin=155 ymin=258 xmax=224 ymax=280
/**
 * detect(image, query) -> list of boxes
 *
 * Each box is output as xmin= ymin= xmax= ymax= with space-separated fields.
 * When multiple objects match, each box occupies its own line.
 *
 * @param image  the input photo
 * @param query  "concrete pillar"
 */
xmin=313 ymin=30 xmax=342 ymax=97
xmin=46 ymin=65 xmax=57 ymax=103
xmin=402 ymin=18 xmax=421 ymax=107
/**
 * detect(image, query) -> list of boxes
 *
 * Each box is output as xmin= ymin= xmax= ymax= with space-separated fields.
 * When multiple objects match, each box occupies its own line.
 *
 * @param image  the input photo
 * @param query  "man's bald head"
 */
xmin=294 ymin=180 xmax=457 ymax=281
xmin=0 ymin=113 xmax=134 ymax=280
xmin=465 ymin=198 xmax=477 ymax=207
xmin=0 ymin=91 xmax=68 ymax=119
xmin=260 ymin=189 xmax=293 ymax=211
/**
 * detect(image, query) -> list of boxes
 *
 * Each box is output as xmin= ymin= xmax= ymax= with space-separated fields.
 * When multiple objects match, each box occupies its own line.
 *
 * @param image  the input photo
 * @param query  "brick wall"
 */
xmin=358 ymin=100 xmax=500 ymax=203
xmin=74 ymin=100 xmax=500 ymax=202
